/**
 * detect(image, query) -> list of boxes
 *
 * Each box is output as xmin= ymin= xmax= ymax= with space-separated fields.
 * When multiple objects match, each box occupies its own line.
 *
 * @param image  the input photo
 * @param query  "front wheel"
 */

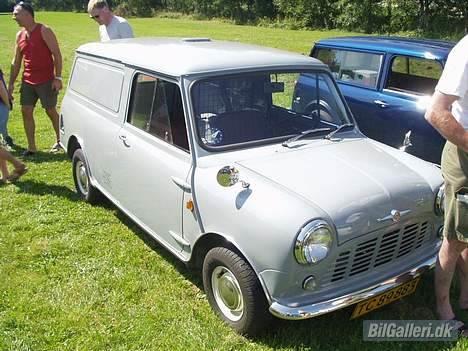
xmin=72 ymin=148 xmax=102 ymax=204
xmin=202 ymin=247 xmax=272 ymax=335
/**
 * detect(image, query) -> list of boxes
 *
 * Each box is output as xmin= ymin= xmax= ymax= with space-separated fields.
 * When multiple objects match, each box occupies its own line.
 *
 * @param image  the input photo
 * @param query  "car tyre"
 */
xmin=203 ymin=247 xmax=272 ymax=335
xmin=72 ymin=148 xmax=102 ymax=204
xmin=305 ymin=99 xmax=337 ymax=123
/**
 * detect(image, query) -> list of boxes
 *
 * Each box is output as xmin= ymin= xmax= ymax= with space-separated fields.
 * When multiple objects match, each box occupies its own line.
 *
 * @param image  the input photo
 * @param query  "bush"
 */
xmin=114 ymin=2 xmax=132 ymax=17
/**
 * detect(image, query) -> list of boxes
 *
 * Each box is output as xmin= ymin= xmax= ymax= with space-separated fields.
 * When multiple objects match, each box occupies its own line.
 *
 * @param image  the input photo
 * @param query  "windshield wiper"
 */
xmin=282 ymin=128 xmax=332 ymax=148
xmin=324 ymin=123 xmax=354 ymax=140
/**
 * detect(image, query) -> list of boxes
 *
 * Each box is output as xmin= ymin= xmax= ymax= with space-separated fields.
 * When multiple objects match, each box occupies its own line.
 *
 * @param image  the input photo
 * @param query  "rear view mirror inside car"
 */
xmin=265 ymin=81 xmax=284 ymax=93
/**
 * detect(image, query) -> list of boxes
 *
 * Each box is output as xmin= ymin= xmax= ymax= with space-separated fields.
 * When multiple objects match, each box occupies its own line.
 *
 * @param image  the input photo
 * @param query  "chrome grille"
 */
xmin=325 ymin=221 xmax=431 ymax=285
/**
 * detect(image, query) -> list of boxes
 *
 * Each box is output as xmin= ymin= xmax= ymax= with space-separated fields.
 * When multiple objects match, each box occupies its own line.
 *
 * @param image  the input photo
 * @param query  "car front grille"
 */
xmin=322 ymin=221 xmax=431 ymax=286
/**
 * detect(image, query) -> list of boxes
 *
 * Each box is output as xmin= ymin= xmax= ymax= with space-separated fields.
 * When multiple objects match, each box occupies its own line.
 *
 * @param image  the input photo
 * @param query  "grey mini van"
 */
xmin=60 ymin=38 xmax=445 ymax=335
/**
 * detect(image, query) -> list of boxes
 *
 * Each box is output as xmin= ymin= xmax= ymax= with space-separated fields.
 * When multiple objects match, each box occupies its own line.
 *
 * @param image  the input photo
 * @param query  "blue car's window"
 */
xmin=192 ymin=71 xmax=352 ymax=148
xmin=315 ymin=48 xmax=382 ymax=89
xmin=386 ymin=56 xmax=443 ymax=96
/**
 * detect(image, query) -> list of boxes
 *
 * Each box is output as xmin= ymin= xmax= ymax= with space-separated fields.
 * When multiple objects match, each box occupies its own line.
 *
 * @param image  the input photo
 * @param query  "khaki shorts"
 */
xmin=20 ymin=80 xmax=57 ymax=108
xmin=441 ymin=141 xmax=468 ymax=242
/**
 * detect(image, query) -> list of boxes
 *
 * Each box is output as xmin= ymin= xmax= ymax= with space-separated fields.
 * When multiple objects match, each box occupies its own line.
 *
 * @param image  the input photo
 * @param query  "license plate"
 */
xmin=350 ymin=277 xmax=420 ymax=319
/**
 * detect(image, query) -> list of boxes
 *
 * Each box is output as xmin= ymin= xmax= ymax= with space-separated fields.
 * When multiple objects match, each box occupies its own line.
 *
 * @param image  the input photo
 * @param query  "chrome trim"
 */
xmin=435 ymin=184 xmax=445 ymax=216
xmin=377 ymin=209 xmax=411 ymax=223
xmin=373 ymin=100 xmax=389 ymax=108
xmin=294 ymin=220 xmax=332 ymax=264
xmin=269 ymin=253 xmax=437 ymax=320
xmin=398 ymin=130 xmax=413 ymax=152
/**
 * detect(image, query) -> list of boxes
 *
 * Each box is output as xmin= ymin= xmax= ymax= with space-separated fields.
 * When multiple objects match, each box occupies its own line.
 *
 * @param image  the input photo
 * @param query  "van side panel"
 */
xmin=69 ymin=58 xmax=124 ymax=112
xmin=61 ymin=55 xmax=125 ymax=191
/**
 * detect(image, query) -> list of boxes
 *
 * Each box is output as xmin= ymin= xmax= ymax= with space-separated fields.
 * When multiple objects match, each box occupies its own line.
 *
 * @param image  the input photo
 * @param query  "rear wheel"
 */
xmin=72 ymin=148 xmax=102 ymax=204
xmin=202 ymin=247 xmax=272 ymax=335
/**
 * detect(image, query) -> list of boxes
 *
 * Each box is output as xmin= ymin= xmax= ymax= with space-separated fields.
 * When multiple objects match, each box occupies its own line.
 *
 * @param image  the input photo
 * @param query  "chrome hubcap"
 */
xmin=212 ymin=266 xmax=244 ymax=321
xmin=76 ymin=160 xmax=89 ymax=195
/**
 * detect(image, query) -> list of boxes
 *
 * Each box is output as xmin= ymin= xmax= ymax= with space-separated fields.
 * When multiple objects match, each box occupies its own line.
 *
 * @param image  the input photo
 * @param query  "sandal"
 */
xmin=451 ymin=317 xmax=468 ymax=337
xmin=22 ymin=150 xmax=36 ymax=157
xmin=7 ymin=166 xmax=28 ymax=182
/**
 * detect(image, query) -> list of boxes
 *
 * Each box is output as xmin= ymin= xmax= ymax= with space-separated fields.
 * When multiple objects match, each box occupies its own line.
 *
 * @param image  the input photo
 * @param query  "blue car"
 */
xmin=295 ymin=36 xmax=455 ymax=163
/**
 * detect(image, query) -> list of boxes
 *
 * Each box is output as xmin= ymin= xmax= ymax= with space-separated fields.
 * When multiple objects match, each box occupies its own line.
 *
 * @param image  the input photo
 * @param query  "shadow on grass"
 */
xmin=8 ymin=146 xmax=69 ymax=164
xmin=105 ymin=205 xmax=459 ymax=350
xmin=112 ymin=209 xmax=203 ymax=288
xmin=13 ymin=179 xmax=79 ymax=200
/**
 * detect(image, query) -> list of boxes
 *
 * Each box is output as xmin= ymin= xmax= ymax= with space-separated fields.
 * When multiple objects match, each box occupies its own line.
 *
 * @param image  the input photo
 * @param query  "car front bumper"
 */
xmin=269 ymin=253 xmax=436 ymax=320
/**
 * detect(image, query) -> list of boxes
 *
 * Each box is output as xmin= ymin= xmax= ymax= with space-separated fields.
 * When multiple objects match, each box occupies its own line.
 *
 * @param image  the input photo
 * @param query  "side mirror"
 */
xmin=217 ymin=166 xmax=239 ymax=187
xmin=217 ymin=166 xmax=250 ymax=188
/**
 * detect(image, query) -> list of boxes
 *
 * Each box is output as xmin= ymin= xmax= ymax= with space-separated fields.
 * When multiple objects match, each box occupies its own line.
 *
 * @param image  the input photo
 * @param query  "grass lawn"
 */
xmin=0 ymin=11 xmax=467 ymax=351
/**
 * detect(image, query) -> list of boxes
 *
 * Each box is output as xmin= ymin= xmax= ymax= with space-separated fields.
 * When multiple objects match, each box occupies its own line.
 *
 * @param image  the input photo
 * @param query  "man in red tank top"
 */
xmin=8 ymin=2 xmax=63 ymax=156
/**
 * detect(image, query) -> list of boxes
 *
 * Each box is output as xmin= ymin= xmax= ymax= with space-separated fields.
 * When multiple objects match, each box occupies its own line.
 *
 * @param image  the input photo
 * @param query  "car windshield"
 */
xmin=192 ymin=71 xmax=352 ymax=148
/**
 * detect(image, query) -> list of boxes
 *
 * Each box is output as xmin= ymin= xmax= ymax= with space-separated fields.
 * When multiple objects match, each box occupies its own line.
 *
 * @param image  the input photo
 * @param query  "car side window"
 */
xmin=128 ymin=73 xmax=189 ymax=151
xmin=314 ymin=48 xmax=382 ymax=89
xmin=386 ymin=56 xmax=443 ymax=95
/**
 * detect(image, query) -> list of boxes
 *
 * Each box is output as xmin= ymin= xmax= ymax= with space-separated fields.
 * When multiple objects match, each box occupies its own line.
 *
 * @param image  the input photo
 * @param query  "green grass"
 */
xmin=0 ymin=11 xmax=467 ymax=350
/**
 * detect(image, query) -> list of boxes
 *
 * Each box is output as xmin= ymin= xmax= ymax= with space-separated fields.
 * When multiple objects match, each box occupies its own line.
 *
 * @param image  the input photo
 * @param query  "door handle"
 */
xmin=374 ymin=100 xmax=389 ymax=108
xmin=119 ymin=134 xmax=131 ymax=147
xmin=171 ymin=176 xmax=191 ymax=192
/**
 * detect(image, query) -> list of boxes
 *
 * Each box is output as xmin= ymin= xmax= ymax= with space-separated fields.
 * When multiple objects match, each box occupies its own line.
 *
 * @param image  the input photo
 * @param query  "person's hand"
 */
xmin=52 ymin=78 xmax=62 ymax=92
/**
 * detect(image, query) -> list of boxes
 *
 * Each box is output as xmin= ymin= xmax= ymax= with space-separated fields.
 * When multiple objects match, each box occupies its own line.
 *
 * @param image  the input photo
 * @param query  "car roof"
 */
xmin=77 ymin=37 xmax=325 ymax=76
xmin=315 ymin=36 xmax=455 ymax=60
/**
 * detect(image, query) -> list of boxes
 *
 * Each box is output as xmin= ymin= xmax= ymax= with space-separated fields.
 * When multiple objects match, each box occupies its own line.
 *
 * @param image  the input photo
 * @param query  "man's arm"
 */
xmin=425 ymin=91 xmax=468 ymax=153
xmin=8 ymin=31 xmax=23 ymax=98
xmin=0 ymin=79 xmax=11 ymax=110
xmin=41 ymin=25 xmax=63 ymax=91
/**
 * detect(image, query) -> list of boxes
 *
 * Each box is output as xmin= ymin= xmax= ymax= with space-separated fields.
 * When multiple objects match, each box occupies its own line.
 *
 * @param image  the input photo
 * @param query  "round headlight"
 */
xmin=435 ymin=184 xmax=445 ymax=216
xmin=294 ymin=220 xmax=333 ymax=265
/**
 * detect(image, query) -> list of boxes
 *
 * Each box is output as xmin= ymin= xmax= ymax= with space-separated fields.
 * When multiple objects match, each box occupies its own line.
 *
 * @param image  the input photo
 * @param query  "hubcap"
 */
xmin=75 ymin=160 xmax=89 ymax=195
xmin=211 ymin=266 xmax=244 ymax=321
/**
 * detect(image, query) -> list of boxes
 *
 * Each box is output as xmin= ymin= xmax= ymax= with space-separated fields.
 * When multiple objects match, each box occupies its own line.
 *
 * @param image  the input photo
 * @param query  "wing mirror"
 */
xmin=217 ymin=166 xmax=250 ymax=188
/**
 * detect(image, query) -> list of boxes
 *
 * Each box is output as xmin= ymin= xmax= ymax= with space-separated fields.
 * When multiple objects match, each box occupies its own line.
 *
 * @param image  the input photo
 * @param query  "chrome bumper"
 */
xmin=269 ymin=254 xmax=437 ymax=320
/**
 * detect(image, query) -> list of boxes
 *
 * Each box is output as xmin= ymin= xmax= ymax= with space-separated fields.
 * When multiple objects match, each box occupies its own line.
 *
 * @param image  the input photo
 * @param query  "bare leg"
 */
xmin=21 ymin=105 xmax=37 ymax=152
xmin=0 ymin=159 xmax=8 ymax=181
xmin=45 ymin=107 xmax=60 ymax=143
xmin=435 ymin=237 xmax=468 ymax=319
xmin=0 ymin=146 xmax=25 ymax=166
xmin=458 ymin=248 xmax=468 ymax=309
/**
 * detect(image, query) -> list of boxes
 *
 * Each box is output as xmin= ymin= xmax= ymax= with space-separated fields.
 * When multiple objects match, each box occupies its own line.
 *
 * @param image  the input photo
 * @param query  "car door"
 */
xmin=375 ymin=54 xmax=446 ymax=163
xmin=312 ymin=46 xmax=386 ymax=141
xmin=112 ymin=72 xmax=192 ymax=251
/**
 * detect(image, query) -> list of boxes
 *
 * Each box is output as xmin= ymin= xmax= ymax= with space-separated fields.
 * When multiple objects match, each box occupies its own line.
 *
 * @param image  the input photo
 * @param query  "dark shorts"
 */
xmin=20 ymin=80 xmax=57 ymax=108
xmin=441 ymin=141 xmax=468 ymax=242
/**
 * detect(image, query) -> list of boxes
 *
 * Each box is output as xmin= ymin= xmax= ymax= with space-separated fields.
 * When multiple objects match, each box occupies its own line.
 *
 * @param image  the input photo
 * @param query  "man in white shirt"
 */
xmin=87 ymin=0 xmax=134 ymax=42
xmin=425 ymin=34 xmax=468 ymax=332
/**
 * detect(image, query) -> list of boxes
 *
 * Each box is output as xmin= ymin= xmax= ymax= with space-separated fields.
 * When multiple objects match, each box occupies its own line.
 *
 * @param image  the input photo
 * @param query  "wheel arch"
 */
xmin=189 ymin=232 xmax=272 ymax=304
xmin=66 ymin=135 xmax=83 ymax=159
